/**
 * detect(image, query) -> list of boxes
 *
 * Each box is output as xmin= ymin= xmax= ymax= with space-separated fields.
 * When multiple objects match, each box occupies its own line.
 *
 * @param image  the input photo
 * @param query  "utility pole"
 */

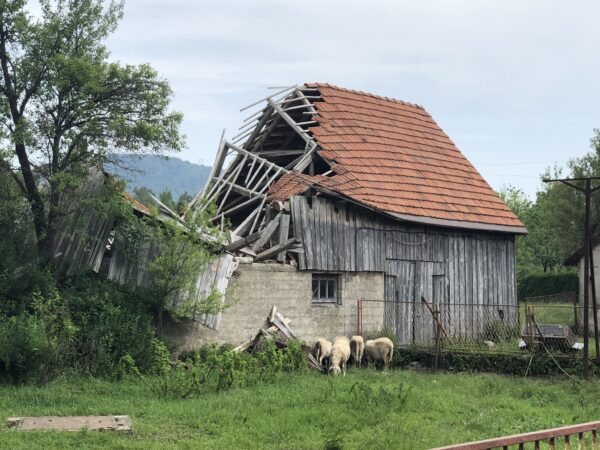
xmin=543 ymin=177 xmax=600 ymax=378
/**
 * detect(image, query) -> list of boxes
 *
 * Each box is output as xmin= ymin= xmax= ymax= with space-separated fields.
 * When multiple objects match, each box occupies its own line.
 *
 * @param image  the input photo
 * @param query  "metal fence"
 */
xmin=357 ymin=292 xmax=588 ymax=355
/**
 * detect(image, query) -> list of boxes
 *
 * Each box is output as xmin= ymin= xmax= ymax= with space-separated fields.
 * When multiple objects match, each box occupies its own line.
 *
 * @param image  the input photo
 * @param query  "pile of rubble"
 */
xmin=233 ymin=306 xmax=321 ymax=370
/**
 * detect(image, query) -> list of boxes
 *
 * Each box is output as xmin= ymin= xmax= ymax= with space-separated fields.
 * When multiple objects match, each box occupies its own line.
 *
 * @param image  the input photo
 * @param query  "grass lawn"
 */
xmin=1 ymin=369 xmax=599 ymax=449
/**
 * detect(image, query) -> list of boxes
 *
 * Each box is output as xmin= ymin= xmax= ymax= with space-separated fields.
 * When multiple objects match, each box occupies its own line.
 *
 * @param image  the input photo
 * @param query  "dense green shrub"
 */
xmin=394 ymin=348 xmax=590 ymax=377
xmin=150 ymin=339 xmax=307 ymax=398
xmin=59 ymin=275 xmax=166 ymax=377
xmin=0 ymin=313 xmax=53 ymax=383
xmin=517 ymin=271 xmax=578 ymax=300
xmin=0 ymin=274 xmax=170 ymax=384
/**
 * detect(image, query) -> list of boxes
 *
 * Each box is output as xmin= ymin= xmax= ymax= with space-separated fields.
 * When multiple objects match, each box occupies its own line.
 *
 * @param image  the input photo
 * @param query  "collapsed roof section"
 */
xmin=190 ymin=83 xmax=526 ymax=262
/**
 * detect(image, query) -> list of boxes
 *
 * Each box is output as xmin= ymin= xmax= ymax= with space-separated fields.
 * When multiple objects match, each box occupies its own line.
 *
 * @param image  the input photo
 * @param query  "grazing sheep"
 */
xmin=365 ymin=337 xmax=394 ymax=370
xmin=312 ymin=338 xmax=333 ymax=370
xmin=350 ymin=335 xmax=365 ymax=368
xmin=328 ymin=336 xmax=351 ymax=377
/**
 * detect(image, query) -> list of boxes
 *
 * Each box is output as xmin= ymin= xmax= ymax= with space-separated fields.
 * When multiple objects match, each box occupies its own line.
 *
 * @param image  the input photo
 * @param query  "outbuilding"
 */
xmin=166 ymin=83 xmax=526 ymax=350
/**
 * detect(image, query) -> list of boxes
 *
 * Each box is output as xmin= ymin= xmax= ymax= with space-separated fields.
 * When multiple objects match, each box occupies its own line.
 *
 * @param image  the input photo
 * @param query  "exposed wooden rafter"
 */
xmin=188 ymin=84 xmax=325 ymax=263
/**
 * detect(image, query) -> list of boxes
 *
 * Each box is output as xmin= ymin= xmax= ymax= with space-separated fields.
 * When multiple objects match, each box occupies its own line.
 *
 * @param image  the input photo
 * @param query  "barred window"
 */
xmin=312 ymin=274 xmax=340 ymax=305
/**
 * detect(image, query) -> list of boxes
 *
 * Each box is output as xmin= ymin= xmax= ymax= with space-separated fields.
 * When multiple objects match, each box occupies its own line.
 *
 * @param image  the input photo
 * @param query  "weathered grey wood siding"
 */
xmin=290 ymin=195 xmax=517 ymax=309
xmin=108 ymin=235 xmax=238 ymax=330
xmin=51 ymin=170 xmax=115 ymax=277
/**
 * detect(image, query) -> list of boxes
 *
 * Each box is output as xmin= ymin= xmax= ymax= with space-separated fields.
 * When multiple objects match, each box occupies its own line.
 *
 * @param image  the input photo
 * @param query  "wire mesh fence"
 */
xmin=358 ymin=292 xmax=590 ymax=355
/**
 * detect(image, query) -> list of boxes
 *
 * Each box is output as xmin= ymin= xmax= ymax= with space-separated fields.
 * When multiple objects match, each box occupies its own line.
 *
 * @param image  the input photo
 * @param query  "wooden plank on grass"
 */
xmin=6 ymin=415 xmax=132 ymax=432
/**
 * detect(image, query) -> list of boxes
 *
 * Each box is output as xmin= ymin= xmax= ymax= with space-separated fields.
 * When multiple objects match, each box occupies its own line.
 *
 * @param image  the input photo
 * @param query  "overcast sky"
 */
xmin=105 ymin=0 xmax=600 ymax=198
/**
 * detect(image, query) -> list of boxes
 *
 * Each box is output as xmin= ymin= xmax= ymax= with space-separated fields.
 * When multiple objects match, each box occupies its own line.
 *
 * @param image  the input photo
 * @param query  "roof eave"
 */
xmin=387 ymin=211 xmax=528 ymax=235
xmin=308 ymin=185 xmax=527 ymax=235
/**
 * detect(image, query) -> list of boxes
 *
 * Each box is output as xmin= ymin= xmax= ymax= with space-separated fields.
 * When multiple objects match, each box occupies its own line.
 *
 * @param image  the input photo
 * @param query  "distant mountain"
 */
xmin=107 ymin=154 xmax=211 ymax=199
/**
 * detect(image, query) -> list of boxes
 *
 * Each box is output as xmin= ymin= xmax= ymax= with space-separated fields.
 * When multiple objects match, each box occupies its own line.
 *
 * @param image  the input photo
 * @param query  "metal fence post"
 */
xmin=357 ymin=299 xmax=363 ymax=336
xmin=573 ymin=292 xmax=580 ymax=334
xmin=434 ymin=304 xmax=442 ymax=371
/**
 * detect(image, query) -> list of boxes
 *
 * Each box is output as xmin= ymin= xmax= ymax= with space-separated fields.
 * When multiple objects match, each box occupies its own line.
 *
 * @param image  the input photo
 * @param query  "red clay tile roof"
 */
xmin=270 ymin=83 xmax=525 ymax=234
xmin=122 ymin=191 xmax=151 ymax=216
xmin=268 ymin=173 xmax=325 ymax=202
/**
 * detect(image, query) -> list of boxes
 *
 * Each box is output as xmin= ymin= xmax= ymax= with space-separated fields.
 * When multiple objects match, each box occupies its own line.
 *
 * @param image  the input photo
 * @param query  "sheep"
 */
xmin=312 ymin=338 xmax=333 ymax=370
xmin=364 ymin=337 xmax=394 ymax=370
xmin=350 ymin=335 xmax=365 ymax=368
xmin=328 ymin=336 xmax=351 ymax=376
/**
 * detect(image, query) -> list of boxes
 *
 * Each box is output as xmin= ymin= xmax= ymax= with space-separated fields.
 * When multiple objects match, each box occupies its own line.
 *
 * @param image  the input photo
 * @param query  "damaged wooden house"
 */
xmin=164 ymin=83 xmax=527 ymax=350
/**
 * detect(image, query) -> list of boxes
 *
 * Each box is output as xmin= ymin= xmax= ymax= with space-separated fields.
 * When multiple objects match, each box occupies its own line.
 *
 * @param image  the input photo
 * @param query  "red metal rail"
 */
xmin=430 ymin=420 xmax=600 ymax=450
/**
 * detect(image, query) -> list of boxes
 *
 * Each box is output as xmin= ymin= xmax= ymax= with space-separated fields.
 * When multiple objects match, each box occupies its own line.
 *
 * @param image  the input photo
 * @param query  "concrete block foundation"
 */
xmin=164 ymin=261 xmax=385 ymax=352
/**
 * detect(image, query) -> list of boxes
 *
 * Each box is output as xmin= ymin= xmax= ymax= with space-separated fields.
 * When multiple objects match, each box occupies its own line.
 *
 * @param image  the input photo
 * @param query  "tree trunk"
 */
xmin=14 ymin=142 xmax=49 ymax=259
xmin=157 ymin=308 xmax=163 ymax=339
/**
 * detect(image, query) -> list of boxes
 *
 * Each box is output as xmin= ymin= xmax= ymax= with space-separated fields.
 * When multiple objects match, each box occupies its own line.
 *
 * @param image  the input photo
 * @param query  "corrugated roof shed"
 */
xmin=269 ymin=83 xmax=525 ymax=234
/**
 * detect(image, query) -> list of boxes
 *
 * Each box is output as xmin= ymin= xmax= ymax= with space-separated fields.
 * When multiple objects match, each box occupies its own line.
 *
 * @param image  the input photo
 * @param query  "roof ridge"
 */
xmin=305 ymin=82 xmax=425 ymax=111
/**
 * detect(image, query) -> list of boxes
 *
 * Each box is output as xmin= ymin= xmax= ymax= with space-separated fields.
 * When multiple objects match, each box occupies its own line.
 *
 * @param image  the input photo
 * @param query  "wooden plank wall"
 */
xmin=108 ymin=236 xmax=239 ymax=331
xmin=52 ymin=210 xmax=115 ymax=277
xmin=171 ymin=254 xmax=239 ymax=330
xmin=290 ymin=195 xmax=517 ymax=309
xmin=51 ymin=170 xmax=115 ymax=277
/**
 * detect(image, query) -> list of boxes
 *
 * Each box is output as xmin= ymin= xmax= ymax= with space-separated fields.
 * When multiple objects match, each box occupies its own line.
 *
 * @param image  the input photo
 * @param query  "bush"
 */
xmin=60 ymin=275 xmax=165 ymax=377
xmin=518 ymin=271 xmax=578 ymax=300
xmin=150 ymin=338 xmax=307 ymax=398
xmin=0 ymin=313 xmax=54 ymax=383
xmin=0 ymin=274 xmax=170 ymax=384
xmin=393 ymin=348 xmax=589 ymax=377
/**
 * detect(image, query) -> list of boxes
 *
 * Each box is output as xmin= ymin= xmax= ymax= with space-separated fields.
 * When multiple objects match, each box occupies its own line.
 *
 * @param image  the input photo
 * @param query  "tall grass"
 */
xmin=2 ymin=370 xmax=600 ymax=449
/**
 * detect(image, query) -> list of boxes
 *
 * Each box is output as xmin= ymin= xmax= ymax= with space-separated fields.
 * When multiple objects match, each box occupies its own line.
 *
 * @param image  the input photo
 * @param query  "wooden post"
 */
xmin=357 ymin=299 xmax=363 ymax=336
xmin=573 ymin=292 xmax=580 ymax=334
xmin=589 ymin=238 xmax=600 ymax=363
xmin=542 ymin=177 xmax=600 ymax=377
xmin=434 ymin=304 xmax=442 ymax=372
xmin=583 ymin=179 xmax=591 ymax=378
xmin=526 ymin=306 xmax=535 ymax=351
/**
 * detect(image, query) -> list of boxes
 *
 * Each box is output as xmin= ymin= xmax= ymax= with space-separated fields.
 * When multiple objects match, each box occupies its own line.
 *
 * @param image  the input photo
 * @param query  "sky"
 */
xmin=104 ymin=0 xmax=600 ymax=198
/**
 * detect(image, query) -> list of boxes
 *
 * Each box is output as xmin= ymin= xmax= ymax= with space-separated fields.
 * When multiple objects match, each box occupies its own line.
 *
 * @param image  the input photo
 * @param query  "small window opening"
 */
xmin=312 ymin=274 xmax=340 ymax=305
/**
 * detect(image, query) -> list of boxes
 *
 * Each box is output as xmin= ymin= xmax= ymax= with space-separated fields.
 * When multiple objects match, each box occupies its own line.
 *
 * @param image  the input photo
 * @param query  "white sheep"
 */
xmin=312 ymin=338 xmax=333 ymax=370
xmin=365 ymin=337 xmax=394 ymax=370
xmin=350 ymin=335 xmax=365 ymax=368
xmin=328 ymin=336 xmax=351 ymax=376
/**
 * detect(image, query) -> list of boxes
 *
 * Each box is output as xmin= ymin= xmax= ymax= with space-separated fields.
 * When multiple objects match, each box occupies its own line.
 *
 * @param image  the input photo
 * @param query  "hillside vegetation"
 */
xmin=107 ymin=154 xmax=211 ymax=199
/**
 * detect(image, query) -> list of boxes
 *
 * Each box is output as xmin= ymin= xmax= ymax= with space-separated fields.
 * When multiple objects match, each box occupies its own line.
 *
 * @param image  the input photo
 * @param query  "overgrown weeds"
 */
xmin=348 ymin=379 xmax=411 ymax=409
xmin=0 ymin=274 xmax=167 ymax=384
xmin=147 ymin=338 xmax=307 ymax=398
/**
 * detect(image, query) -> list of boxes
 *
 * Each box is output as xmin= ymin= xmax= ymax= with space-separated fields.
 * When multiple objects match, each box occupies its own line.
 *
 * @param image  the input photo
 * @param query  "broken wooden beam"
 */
xmin=224 ymin=231 xmax=262 ymax=252
xmin=6 ymin=415 xmax=132 ymax=432
xmin=273 ymin=311 xmax=295 ymax=339
xmin=277 ymin=214 xmax=291 ymax=262
xmin=251 ymin=213 xmax=281 ymax=251
xmin=254 ymin=238 xmax=299 ymax=262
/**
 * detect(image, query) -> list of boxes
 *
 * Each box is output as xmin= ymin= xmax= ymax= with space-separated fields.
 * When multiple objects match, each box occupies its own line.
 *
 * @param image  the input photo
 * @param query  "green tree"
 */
xmin=498 ymin=186 xmax=536 ymax=277
xmin=535 ymin=130 xmax=600 ymax=265
xmin=500 ymin=184 xmax=571 ymax=276
xmin=132 ymin=186 xmax=156 ymax=208
xmin=501 ymin=129 xmax=600 ymax=278
xmin=0 ymin=0 xmax=183 ymax=265
xmin=0 ymin=166 xmax=47 ymax=307
xmin=116 ymin=201 xmax=227 ymax=336
xmin=158 ymin=189 xmax=176 ymax=211
xmin=176 ymin=191 xmax=193 ymax=215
